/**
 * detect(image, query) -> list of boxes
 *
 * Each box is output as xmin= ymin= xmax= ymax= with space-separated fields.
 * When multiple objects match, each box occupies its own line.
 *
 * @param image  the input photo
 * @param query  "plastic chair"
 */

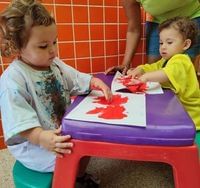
xmin=13 ymin=160 xmax=53 ymax=188
xmin=53 ymin=139 xmax=200 ymax=188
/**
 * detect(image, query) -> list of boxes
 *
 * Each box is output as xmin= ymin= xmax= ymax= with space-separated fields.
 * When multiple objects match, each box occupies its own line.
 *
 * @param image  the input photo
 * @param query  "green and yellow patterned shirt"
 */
xmin=136 ymin=0 xmax=200 ymax=23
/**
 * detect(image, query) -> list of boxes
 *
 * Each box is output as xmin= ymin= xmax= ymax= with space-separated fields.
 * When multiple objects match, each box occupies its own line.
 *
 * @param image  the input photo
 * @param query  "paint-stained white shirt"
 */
xmin=0 ymin=57 xmax=91 ymax=172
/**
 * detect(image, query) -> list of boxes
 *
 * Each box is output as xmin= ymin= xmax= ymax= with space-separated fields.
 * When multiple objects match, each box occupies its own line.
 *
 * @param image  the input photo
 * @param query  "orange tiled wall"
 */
xmin=0 ymin=0 xmax=146 ymax=149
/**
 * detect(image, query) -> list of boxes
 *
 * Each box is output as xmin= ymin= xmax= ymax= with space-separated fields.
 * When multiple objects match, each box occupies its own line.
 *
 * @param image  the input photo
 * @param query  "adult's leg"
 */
xmin=187 ymin=17 xmax=200 ymax=71
xmin=145 ymin=21 xmax=161 ymax=64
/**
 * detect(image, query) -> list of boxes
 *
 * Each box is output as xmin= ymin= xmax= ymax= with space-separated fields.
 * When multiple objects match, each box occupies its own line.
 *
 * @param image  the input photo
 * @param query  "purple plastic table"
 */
xmin=62 ymin=73 xmax=195 ymax=146
xmin=54 ymin=74 xmax=200 ymax=188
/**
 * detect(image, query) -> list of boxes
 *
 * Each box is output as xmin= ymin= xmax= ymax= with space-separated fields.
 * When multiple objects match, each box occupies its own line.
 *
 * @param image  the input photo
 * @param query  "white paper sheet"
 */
xmin=111 ymin=71 xmax=163 ymax=94
xmin=65 ymin=90 xmax=146 ymax=127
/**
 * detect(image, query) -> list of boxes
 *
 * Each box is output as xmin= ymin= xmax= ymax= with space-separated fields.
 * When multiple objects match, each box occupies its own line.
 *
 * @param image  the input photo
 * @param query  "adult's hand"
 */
xmin=105 ymin=64 xmax=130 ymax=75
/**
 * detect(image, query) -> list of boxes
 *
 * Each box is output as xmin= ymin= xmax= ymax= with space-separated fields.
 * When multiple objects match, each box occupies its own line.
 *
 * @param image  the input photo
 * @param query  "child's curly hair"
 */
xmin=0 ymin=0 xmax=55 ymax=57
xmin=159 ymin=16 xmax=198 ymax=47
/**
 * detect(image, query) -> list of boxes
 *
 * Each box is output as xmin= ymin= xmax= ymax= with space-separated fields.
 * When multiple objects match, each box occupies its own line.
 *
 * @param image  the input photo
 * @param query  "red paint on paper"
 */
xmin=117 ymin=77 xmax=147 ymax=93
xmin=87 ymin=105 xmax=127 ymax=119
xmin=117 ymin=76 xmax=132 ymax=86
xmin=127 ymin=83 xmax=147 ymax=93
xmin=93 ymin=94 xmax=128 ymax=105
xmin=86 ymin=94 xmax=128 ymax=119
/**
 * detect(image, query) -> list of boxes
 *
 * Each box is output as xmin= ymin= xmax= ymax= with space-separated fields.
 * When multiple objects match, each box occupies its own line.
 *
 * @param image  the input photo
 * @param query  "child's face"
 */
xmin=20 ymin=23 xmax=58 ymax=70
xmin=159 ymin=27 xmax=188 ymax=60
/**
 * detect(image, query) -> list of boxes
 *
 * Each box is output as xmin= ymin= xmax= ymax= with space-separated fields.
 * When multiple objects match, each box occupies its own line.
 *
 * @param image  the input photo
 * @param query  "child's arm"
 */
xmin=90 ymin=77 xmax=112 ymax=101
xmin=20 ymin=126 xmax=73 ymax=158
xmin=138 ymin=70 xmax=169 ymax=83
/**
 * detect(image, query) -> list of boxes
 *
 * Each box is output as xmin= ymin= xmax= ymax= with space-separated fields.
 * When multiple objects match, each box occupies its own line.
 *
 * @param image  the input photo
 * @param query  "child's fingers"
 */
xmin=127 ymin=78 xmax=141 ymax=85
xmin=101 ymin=87 xmax=112 ymax=102
xmin=105 ymin=92 xmax=112 ymax=102
xmin=55 ymin=147 xmax=72 ymax=154
xmin=55 ymin=141 xmax=73 ymax=149
xmin=54 ymin=148 xmax=72 ymax=158
xmin=123 ymin=75 xmax=132 ymax=79
xmin=55 ymin=135 xmax=71 ymax=143
xmin=53 ymin=138 xmax=74 ymax=156
xmin=127 ymin=68 xmax=134 ymax=75
xmin=132 ymin=78 xmax=141 ymax=84
xmin=127 ymin=69 xmax=139 ymax=79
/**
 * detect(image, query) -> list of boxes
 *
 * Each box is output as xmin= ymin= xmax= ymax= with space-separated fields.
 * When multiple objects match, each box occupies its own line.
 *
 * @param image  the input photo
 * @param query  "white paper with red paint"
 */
xmin=111 ymin=71 xmax=163 ymax=94
xmin=65 ymin=90 xmax=146 ymax=127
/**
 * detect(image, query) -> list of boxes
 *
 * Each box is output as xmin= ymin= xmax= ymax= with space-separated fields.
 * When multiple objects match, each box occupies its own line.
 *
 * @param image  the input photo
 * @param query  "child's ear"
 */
xmin=183 ymin=39 xmax=192 ymax=50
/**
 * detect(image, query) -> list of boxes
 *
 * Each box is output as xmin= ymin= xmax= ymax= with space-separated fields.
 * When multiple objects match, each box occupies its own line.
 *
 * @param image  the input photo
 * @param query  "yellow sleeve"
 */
xmin=162 ymin=54 xmax=190 ymax=94
xmin=141 ymin=59 xmax=164 ymax=72
xmin=161 ymin=54 xmax=200 ymax=130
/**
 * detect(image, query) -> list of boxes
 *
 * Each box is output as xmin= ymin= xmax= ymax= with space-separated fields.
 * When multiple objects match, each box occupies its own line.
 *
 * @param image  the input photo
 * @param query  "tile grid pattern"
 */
xmin=0 ymin=0 xmax=146 ymax=148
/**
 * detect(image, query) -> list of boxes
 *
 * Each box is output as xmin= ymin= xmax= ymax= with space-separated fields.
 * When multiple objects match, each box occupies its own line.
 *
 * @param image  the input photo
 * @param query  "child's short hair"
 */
xmin=159 ymin=17 xmax=198 ymax=46
xmin=0 ymin=0 xmax=55 ymax=57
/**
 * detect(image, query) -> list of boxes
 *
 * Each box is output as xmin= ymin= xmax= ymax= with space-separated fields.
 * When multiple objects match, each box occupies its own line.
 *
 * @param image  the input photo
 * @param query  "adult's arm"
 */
xmin=105 ymin=0 xmax=141 ymax=75
xmin=122 ymin=0 xmax=142 ymax=71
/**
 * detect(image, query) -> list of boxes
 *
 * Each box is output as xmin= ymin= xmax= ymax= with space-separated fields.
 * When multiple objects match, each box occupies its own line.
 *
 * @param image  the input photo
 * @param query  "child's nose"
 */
xmin=49 ymin=46 xmax=57 ymax=55
xmin=161 ymin=44 xmax=166 ymax=50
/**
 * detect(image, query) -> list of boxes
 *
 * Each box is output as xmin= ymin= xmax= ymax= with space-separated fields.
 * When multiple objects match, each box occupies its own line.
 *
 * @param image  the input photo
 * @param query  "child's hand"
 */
xmin=129 ymin=78 xmax=142 ymax=85
xmin=90 ymin=77 xmax=112 ymax=102
xmin=137 ymin=74 xmax=148 ymax=83
xmin=127 ymin=67 xmax=144 ymax=79
xmin=128 ymin=75 xmax=148 ymax=85
xmin=38 ymin=127 xmax=73 ymax=158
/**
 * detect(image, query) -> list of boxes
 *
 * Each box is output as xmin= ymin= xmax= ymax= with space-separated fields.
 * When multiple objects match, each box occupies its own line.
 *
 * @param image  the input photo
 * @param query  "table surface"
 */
xmin=62 ymin=74 xmax=195 ymax=146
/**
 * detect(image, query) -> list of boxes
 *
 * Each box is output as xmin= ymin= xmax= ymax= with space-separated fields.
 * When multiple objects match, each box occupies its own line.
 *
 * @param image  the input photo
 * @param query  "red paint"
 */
xmin=127 ymin=83 xmax=147 ymax=93
xmin=117 ymin=77 xmax=147 ymax=93
xmin=86 ymin=94 xmax=128 ymax=120
xmin=117 ymin=76 xmax=132 ymax=86
xmin=87 ymin=105 xmax=127 ymax=119
xmin=93 ymin=94 xmax=128 ymax=105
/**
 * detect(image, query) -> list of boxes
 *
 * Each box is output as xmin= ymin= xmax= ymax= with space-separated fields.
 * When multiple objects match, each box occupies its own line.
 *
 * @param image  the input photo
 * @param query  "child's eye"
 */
xmin=167 ymin=42 xmax=173 ymax=45
xmin=53 ymin=41 xmax=57 ymax=45
xmin=159 ymin=42 xmax=163 ymax=45
xmin=39 ymin=45 xmax=48 ymax=49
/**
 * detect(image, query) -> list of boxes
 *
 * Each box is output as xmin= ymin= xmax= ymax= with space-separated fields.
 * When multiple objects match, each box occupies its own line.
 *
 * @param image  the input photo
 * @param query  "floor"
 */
xmin=0 ymin=149 xmax=15 ymax=188
xmin=0 ymin=148 xmax=174 ymax=188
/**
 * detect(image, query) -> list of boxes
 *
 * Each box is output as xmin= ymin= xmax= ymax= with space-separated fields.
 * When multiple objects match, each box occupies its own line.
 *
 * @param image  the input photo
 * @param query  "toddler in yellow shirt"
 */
xmin=127 ymin=17 xmax=200 ymax=148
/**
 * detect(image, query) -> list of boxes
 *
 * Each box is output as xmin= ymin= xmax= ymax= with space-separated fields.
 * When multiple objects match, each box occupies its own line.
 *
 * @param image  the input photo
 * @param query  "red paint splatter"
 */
xmin=87 ymin=105 xmax=127 ymax=119
xmin=117 ymin=76 xmax=132 ymax=86
xmin=117 ymin=77 xmax=147 ymax=93
xmin=86 ymin=94 xmax=128 ymax=120
xmin=93 ymin=94 xmax=128 ymax=105
xmin=127 ymin=83 xmax=147 ymax=93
